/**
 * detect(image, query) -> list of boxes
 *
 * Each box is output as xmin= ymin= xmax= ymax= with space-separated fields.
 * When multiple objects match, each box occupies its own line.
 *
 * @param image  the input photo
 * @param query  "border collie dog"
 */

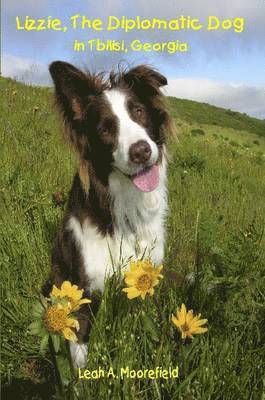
xmin=49 ymin=61 xmax=174 ymax=367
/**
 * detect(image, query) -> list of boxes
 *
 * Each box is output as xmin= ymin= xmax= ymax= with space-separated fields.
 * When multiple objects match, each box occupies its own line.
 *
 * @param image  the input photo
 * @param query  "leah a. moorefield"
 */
xmin=78 ymin=366 xmax=179 ymax=380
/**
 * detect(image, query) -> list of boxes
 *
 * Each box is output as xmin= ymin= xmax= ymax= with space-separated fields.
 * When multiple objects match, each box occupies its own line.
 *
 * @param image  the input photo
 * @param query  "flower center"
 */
xmin=180 ymin=323 xmax=190 ymax=333
xmin=136 ymin=274 xmax=153 ymax=291
xmin=44 ymin=305 xmax=68 ymax=332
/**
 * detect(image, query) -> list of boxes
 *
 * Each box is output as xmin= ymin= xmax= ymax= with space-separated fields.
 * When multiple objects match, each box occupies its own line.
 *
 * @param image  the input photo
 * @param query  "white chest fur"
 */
xmin=67 ymin=162 xmax=167 ymax=292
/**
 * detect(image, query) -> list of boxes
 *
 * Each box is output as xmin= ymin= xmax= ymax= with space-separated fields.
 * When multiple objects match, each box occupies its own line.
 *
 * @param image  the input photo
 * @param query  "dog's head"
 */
xmin=49 ymin=61 xmax=174 ymax=192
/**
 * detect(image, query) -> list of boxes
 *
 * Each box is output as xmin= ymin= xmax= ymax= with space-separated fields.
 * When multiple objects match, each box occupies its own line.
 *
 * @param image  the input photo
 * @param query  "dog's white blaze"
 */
xmin=104 ymin=89 xmax=159 ymax=175
xmin=66 ymin=90 xmax=168 ymax=368
xmin=67 ymin=154 xmax=167 ymax=290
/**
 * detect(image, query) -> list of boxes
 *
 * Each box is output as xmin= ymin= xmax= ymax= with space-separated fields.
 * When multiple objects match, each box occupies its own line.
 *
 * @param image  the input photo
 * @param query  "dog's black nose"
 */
xmin=129 ymin=140 xmax=151 ymax=164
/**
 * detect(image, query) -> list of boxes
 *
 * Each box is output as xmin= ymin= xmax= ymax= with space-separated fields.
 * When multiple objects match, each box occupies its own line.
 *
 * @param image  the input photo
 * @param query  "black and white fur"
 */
xmin=48 ymin=61 xmax=174 ymax=367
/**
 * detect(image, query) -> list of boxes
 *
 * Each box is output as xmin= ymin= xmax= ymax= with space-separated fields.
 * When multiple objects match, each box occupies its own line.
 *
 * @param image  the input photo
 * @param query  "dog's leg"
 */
xmin=70 ymin=342 xmax=88 ymax=368
xmin=70 ymin=292 xmax=101 ymax=368
xmin=70 ymin=303 xmax=90 ymax=368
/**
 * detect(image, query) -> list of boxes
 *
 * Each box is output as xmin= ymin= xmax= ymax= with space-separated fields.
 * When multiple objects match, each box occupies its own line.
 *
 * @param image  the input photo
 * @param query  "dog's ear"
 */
xmin=123 ymin=65 xmax=167 ymax=96
xmin=49 ymin=61 xmax=92 ymax=120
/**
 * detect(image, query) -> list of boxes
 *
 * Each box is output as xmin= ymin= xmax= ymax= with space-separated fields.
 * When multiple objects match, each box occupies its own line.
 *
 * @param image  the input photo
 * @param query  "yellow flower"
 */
xmin=44 ymin=303 xmax=79 ymax=342
xmin=122 ymin=259 xmax=163 ymax=300
xmin=51 ymin=281 xmax=91 ymax=311
xmin=172 ymin=303 xmax=208 ymax=339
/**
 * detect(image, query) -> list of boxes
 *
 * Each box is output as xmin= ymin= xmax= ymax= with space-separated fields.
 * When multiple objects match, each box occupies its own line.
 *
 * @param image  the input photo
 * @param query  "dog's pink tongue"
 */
xmin=132 ymin=165 xmax=159 ymax=192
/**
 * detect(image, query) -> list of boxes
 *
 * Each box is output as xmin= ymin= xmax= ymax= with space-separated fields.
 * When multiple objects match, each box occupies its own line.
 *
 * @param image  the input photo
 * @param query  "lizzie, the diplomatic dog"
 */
xmin=48 ymin=61 xmax=174 ymax=367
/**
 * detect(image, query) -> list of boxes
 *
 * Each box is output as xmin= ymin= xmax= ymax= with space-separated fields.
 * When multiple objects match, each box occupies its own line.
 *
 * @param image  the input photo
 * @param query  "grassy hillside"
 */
xmin=169 ymin=97 xmax=265 ymax=137
xmin=1 ymin=76 xmax=265 ymax=399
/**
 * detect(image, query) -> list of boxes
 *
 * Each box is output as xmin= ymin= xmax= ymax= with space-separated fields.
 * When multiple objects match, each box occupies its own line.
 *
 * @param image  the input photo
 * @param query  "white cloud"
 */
xmin=1 ymin=54 xmax=50 ymax=86
xmin=165 ymin=78 xmax=265 ymax=118
xmin=2 ymin=53 xmax=264 ymax=119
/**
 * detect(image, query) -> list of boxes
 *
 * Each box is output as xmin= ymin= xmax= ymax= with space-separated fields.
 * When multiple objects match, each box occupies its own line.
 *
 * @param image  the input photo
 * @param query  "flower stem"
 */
xmin=49 ymin=336 xmax=63 ymax=397
xmin=153 ymin=295 xmax=164 ymax=328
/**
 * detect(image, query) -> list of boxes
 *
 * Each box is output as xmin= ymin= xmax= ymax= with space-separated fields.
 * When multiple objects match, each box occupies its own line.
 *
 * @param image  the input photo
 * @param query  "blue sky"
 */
xmin=2 ymin=0 xmax=265 ymax=117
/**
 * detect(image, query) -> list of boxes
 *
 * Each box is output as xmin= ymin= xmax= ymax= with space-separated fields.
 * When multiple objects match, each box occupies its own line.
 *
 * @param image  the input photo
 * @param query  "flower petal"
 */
xmin=192 ymin=327 xmax=208 ymax=335
xmin=191 ymin=314 xmax=201 ymax=323
xmin=51 ymin=285 xmax=62 ymax=297
xmin=140 ymin=292 xmax=147 ymax=300
xmin=79 ymin=298 xmax=91 ymax=305
xmin=122 ymin=287 xmax=140 ymax=299
xmin=148 ymin=288 xmax=154 ymax=296
xmin=186 ymin=310 xmax=194 ymax=323
xmin=152 ymin=279 xmax=160 ymax=287
xmin=67 ymin=318 xmax=80 ymax=331
xmin=62 ymin=327 xmax=78 ymax=342
xmin=72 ymin=287 xmax=83 ymax=300
xmin=181 ymin=331 xmax=188 ymax=339
xmin=172 ymin=315 xmax=181 ymax=327
xmin=181 ymin=303 xmax=187 ymax=317
xmin=176 ymin=306 xmax=186 ymax=325
xmin=130 ymin=262 xmax=139 ymax=271
xmin=191 ymin=318 xmax=208 ymax=328
xmin=61 ymin=281 xmax=72 ymax=291
xmin=124 ymin=274 xmax=137 ymax=285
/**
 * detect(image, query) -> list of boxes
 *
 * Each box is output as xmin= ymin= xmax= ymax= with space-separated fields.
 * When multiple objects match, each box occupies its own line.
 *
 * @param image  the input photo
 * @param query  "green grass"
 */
xmin=1 ymin=77 xmax=265 ymax=399
xmin=169 ymin=97 xmax=265 ymax=137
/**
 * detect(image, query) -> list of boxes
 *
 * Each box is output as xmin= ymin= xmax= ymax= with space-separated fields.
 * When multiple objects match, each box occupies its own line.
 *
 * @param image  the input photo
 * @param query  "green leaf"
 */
xmin=28 ymin=320 xmax=43 ymax=335
xmin=60 ymin=297 xmax=69 ymax=306
xmin=39 ymin=335 xmax=49 ymax=354
xmin=51 ymin=334 xmax=61 ymax=353
xmin=56 ymin=354 xmax=72 ymax=386
xmin=141 ymin=314 xmax=159 ymax=342
xmin=50 ymin=296 xmax=57 ymax=305
xmin=39 ymin=294 xmax=49 ymax=308
xmin=32 ymin=302 xmax=45 ymax=317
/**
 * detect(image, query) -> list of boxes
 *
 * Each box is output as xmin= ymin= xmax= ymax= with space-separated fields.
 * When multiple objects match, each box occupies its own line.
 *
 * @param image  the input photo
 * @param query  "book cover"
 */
xmin=1 ymin=1 xmax=265 ymax=399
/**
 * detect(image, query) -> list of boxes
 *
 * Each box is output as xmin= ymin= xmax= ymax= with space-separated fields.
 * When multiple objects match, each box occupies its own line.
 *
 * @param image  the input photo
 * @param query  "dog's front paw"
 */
xmin=70 ymin=342 xmax=88 ymax=368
